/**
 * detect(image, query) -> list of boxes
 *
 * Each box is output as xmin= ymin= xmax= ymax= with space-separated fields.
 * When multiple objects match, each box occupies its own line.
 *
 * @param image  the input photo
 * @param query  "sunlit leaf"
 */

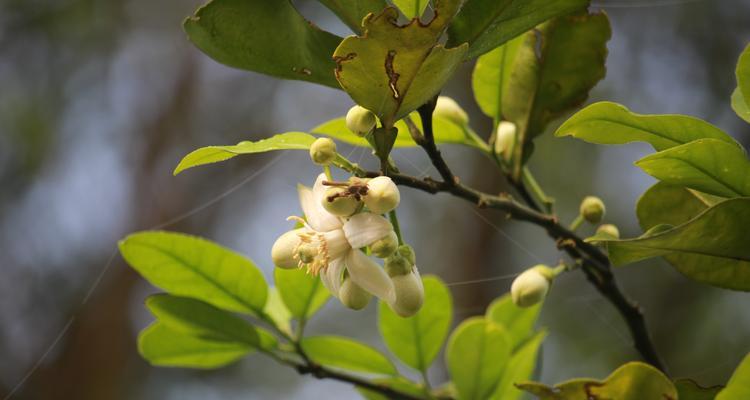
xmin=317 ymin=0 xmax=388 ymax=34
xmin=333 ymin=2 xmax=467 ymax=126
xmin=556 ymin=101 xmax=736 ymax=151
xmin=138 ymin=322 xmax=252 ymax=369
xmin=447 ymin=0 xmax=588 ymax=59
xmin=174 ymin=132 xmax=315 ymax=175
xmin=391 ymin=0 xmax=430 ymax=19
xmin=356 ymin=377 xmax=425 ymax=400
xmin=490 ymin=331 xmax=546 ymax=400
xmin=635 ymin=138 xmax=750 ymax=198
xmin=674 ymin=379 xmax=723 ymax=400
xmin=518 ymin=362 xmax=676 ymax=400
xmin=264 ymin=288 xmax=292 ymax=335
xmin=734 ymin=44 xmax=750 ymax=122
xmin=184 ymin=0 xmax=342 ymax=88
xmin=378 ymin=275 xmax=452 ymax=372
xmin=485 ymin=293 xmax=541 ymax=350
xmin=471 ymin=34 xmax=525 ymax=123
xmin=301 ymin=335 xmax=397 ymax=375
xmin=119 ymin=231 xmax=268 ymax=315
xmin=274 ymin=267 xmax=329 ymax=320
xmin=446 ymin=317 xmax=512 ymax=400
xmin=717 ymin=353 xmax=750 ymax=400
xmin=732 ymin=88 xmax=750 ymax=123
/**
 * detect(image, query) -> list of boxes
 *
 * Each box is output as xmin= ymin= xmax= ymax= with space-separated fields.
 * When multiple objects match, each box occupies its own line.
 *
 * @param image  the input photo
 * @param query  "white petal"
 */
xmin=271 ymin=228 xmax=304 ymax=269
xmin=298 ymin=174 xmax=341 ymax=232
xmin=345 ymin=250 xmax=395 ymax=303
xmin=322 ymin=228 xmax=351 ymax=261
xmin=343 ymin=213 xmax=394 ymax=249
xmin=321 ymin=258 xmax=346 ymax=298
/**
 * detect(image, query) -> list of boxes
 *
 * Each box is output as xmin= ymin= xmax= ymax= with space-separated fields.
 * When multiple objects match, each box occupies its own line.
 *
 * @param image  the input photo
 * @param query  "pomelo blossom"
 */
xmin=271 ymin=173 xmax=397 ymax=304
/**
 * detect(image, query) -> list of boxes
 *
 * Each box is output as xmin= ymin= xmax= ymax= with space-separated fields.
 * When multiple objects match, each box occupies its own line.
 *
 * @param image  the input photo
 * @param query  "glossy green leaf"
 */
xmin=184 ymin=0 xmax=342 ymax=88
xmin=447 ymin=0 xmax=588 ymax=59
xmin=274 ymin=267 xmax=329 ymax=320
xmin=717 ymin=353 xmax=750 ymax=400
xmin=635 ymin=138 xmax=750 ymax=198
xmin=317 ymin=0 xmax=388 ymax=34
xmin=301 ymin=336 xmax=397 ymax=375
xmin=736 ymin=44 xmax=750 ymax=112
xmin=174 ymin=132 xmax=315 ymax=175
xmin=333 ymin=3 xmax=467 ymax=126
xmin=119 ymin=231 xmax=268 ymax=315
xmin=471 ymin=34 xmax=526 ymax=122
xmin=490 ymin=331 xmax=546 ymax=400
xmin=446 ymin=318 xmax=512 ymax=400
xmin=556 ymin=101 xmax=735 ymax=151
xmin=636 ymin=182 xmax=750 ymax=291
xmin=485 ymin=293 xmax=541 ymax=350
xmin=263 ymin=288 xmax=292 ymax=335
xmin=732 ymin=88 xmax=750 ymax=123
xmin=675 ymin=379 xmax=723 ymax=400
xmin=518 ymin=362 xmax=676 ymax=400
xmin=139 ymin=322 xmax=252 ymax=369
xmin=391 ymin=0 xmax=429 ymax=19
xmin=356 ymin=377 xmax=425 ymax=400
xmin=378 ymin=275 xmax=452 ymax=372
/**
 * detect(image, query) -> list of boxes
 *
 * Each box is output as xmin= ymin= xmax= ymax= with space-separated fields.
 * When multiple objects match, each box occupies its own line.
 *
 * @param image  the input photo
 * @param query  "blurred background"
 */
xmin=1 ymin=0 xmax=749 ymax=399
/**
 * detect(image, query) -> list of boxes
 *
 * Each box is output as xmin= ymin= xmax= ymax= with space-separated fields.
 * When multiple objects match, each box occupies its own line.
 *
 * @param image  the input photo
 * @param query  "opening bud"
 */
xmin=370 ymin=231 xmax=399 ymax=258
xmin=345 ymin=105 xmax=377 ymax=136
xmin=271 ymin=229 xmax=304 ymax=269
xmin=434 ymin=96 xmax=469 ymax=126
xmin=309 ymin=137 xmax=337 ymax=165
xmin=494 ymin=121 xmax=516 ymax=161
xmin=339 ymin=278 xmax=372 ymax=310
xmin=580 ymin=196 xmax=606 ymax=224
xmin=364 ymin=176 xmax=400 ymax=214
xmin=511 ymin=265 xmax=553 ymax=308
xmin=321 ymin=186 xmax=360 ymax=216
xmin=389 ymin=268 xmax=424 ymax=317
xmin=596 ymin=223 xmax=620 ymax=239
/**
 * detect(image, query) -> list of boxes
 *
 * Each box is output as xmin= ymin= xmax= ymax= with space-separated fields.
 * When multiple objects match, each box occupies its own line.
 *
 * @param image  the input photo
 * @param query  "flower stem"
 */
xmin=323 ymin=165 xmax=333 ymax=180
xmin=569 ymin=214 xmax=584 ymax=231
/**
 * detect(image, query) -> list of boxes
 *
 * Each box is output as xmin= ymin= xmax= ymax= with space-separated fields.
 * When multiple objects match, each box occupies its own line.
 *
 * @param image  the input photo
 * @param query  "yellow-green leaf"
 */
xmin=301 ymin=335 xmax=397 ymax=375
xmin=717 ymin=353 xmax=750 ymax=400
xmin=490 ymin=331 xmax=546 ymax=400
xmin=485 ymin=293 xmax=542 ymax=350
xmin=317 ymin=0 xmax=388 ymax=34
xmin=674 ymin=379 xmax=723 ymax=400
xmin=274 ymin=267 xmax=329 ymax=320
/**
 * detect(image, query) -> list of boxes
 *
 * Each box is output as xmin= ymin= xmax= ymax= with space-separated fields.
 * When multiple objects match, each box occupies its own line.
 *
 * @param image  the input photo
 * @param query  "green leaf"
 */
xmin=138 ymin=322 xmax=252 ymax=369
xmin=490 ymin=331 xmax=546 ymax=400
xmin=119 ymin=231 xmax=268 ymax=315
xmin=333 ymin=3 xmax=468 ymax=126
xmin=301 ymin=335 xmax=397 ymax=375
xmin=732 ymin=88 xmax=750 ymax=123
xmin=274 ymin=267 xmax=329 ymax=320
xmin=518 ymin=362 xmax=676 ymax=400
xmin=635 ymin=138 xmax=750 ymax=198
xmin=356 ymin=377 xmax=425 ymax=400
xmin=391 ymin=0 xmax=430 ymax=19
xmin=485 ymin=293 xmax=541 ymax=350
xmin=263 ymin=288 xmax=292 ymax=335
xmin=174 ymin=132 xmax=315 ymax=175
xmin=317 ymin=0 xmax=388 ymax=34
xmin=674 ymin=379 xmax=723 ymax=400
xmin=378 ymin=275 xmax=453 ymax=372
xmin=471 ymin=34 xmax=526 ymax=123
xmin=735 ymin=44 xmax=750 ymax=118
xmin=636 ymin=182 xmax=750 ymax=291
xmin=556 ymin=101 xmax=736 ymax=151
xmin=184 ymin=0 xmax=342 ymax=88
xmin=446 ymin=317 xmax=512 ymax=400
xmin=447 ymin=0 xmax=588 ymax=59
xmin=717 ymin=353 xmax=750 ymax=400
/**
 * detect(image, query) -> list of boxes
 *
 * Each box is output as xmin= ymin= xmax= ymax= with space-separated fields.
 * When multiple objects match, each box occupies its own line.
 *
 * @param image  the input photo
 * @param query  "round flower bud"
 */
xmin=309 ymin=137 xmax=337 ymax=165
xmin=370 ymin=231 xmax=399 ymax=258
xmin=389 ymin=269 xmax=424 ymax=317
xmin=434 ymin=96 xmax=469 ymax=126
xmin=321 ymin=187 xmax=360 ymax=216
xmin=596 ymin=223 xmax=620 ymax=239
xmin=345 ymin=105 xmax=376 ymax=136
xmin=580 ymin=196 xmax=606 ymax=224
xmin=511 ymin=265 xmax=553 ymax=308
xmin=339 ymin=278 xmax=372 ymax=310
xmin=271 ymin=229 xmax=304 ymax=269
xmin=364 ymin=176 xmax=400 ymax=214
xmin=494 ymin=121 xmax=516 ymax=161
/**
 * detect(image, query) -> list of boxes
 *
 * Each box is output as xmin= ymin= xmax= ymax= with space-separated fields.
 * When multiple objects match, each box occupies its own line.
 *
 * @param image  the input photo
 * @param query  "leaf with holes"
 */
xmin=333 ymin=1 xmax=467 ymax=126
xmin=301 ymin=336 xmax=397 ymax=375
xmin=274 ymin=267 xmax=329 ymax=320
xmin=391 ymin=0 xmax=430 ymax=19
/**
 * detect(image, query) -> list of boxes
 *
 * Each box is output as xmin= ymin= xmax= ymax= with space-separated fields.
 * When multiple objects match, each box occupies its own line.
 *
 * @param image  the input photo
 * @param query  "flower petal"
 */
xmin=271 ymin=228 xmax=304 ymax=269
xmin=322 ymin=229 xmax=351 ymax=261
xmin=321 ymin=258 xmax=345 ymax=298
xmin=343 ymin=213 xmax=394 ymax=249
xmin=298 ymin=174 xmax=341 ymax=232
xmin=345 ymin=250 xmax=395 ymax=303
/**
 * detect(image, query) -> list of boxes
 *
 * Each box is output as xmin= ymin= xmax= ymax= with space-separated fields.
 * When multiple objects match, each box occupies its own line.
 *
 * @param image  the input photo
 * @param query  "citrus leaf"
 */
xmin=717 ymin=353 xmax=750 ymax=400
xmin=119 ymin=231 xmax=268 ymax=315
xmin=264 ymin=288 xmax=292 ymax=335
xmin=356 ymin=377 xmax=425 ymax=400
xmin=674 ymin=379 xmax=723 ymax=400
xmin=471 ymin=34 xmax=526 ymax=123
xmin=301 ymin=335 xmax=397 ymax=375
xmin=184 ymin=0 xmax=342 ymax=88
xmin=732 ymin=88 xmax=750 ymax=123
xmin=485 ymin=293 xmax=542 ymax=350
xmin=274 ymin=267 xmax=329 ymax=320
xmin=391 ymin=0 xmax=430 ymax=19
xmin=317 ymin=0 xmax=388 ymax=34
xmin=490 ymin=331 xmax=546 ymax=400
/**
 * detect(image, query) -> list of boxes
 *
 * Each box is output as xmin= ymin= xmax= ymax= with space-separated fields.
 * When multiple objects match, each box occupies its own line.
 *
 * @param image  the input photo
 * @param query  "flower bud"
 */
xmin=339 ymin=278 xmax=372 ymax=310
xmin=370 ymin=231 xmax=399 ymax=258
xmin=389 ymin=268 xmax=424 ymax=317
xmin=596 ymin=223 xmax=620 ymax=239
xmin=384 ymin=245 xmax=416 ymax=277
xmin=345 ymin=105 xmax=376 ymax=136
xmin=321 ymin=187 xmax=360 ymax=216
xmin=434 ymin=96 xmax=469 ymax=126
xmin=494 ymin=121 xmax=516 ymax=161
xmin=309 ymin=137 xmax=337 ymax=165
xmin=511 ymin=265 xmax=553 ymax=308
xmin=364 ymin=176 xmax=400 ymax=214
xmin=580 ymin=196 xmax=606 ymax=224
xmin=271 ymin=229 xmax=304 ymax=269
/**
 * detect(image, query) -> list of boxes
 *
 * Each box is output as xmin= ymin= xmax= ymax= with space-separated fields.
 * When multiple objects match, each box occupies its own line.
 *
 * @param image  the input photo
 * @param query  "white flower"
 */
xmin=364 ymin=176 xmax=400 ymax=214
xmin=510 ymin=265 xmax=552 ymax=308
xmin=434 ymin=96 xmax=469 ymax=126
xmin=494 ymin=121 xmax=516 ymax=161
xmin=271 ymin=173 xmax=396 ymax=303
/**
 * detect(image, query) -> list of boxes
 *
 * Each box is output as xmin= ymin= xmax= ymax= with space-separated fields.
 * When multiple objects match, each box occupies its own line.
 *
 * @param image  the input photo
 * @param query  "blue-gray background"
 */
xmin=1 ymin=0 xmax=749 ymax=398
